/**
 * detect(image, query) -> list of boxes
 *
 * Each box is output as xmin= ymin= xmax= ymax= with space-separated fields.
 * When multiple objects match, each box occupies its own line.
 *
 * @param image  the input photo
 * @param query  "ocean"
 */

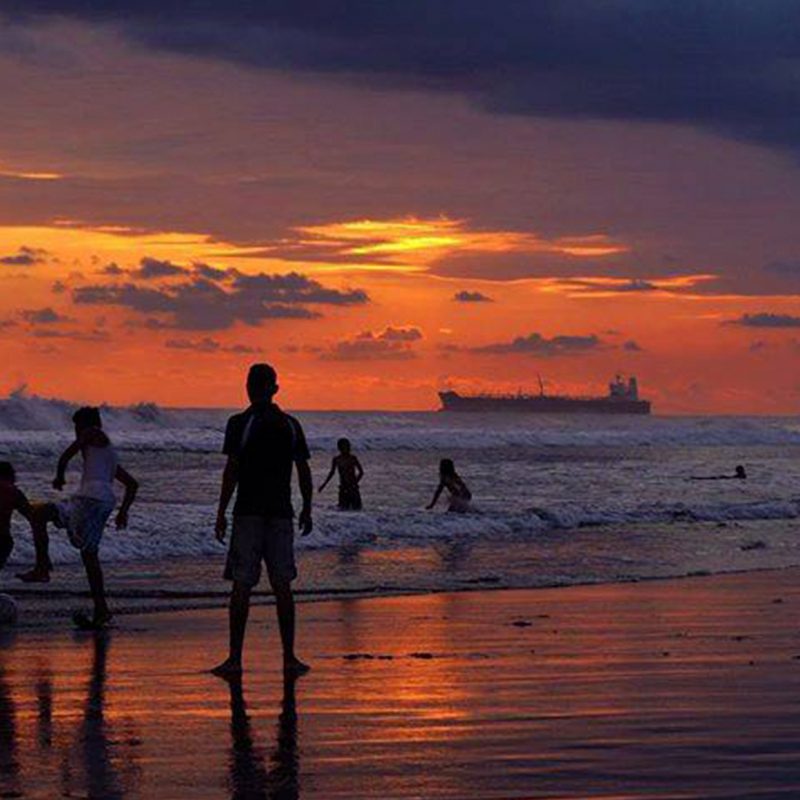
xmin=2 ymin=391 xmax=800 ymax=609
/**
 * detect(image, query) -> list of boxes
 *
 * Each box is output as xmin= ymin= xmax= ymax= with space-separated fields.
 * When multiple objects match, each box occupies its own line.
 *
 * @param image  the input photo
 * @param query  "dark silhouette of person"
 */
xmin=427 ymin=458 xmax=473 ymax=513
xmin=319 ymin=438 xmax=364 ymax=510
xmin=0 ymin=461 xmax=33 ymax=570
xmin=16 ymin=407 xmax=139 ymax=630
xmin=79 ymin=633 xmax=123 ymax=798
xmin=213 ymin=364 xmax=313 ymax=677
xmin=0 ymin=661 xmax=21 ymax=798
xmin=690 ymin=465 xmax=748 ymax=481
xmin=60 ymin=634 xmax=138 ymax=799
xmin=35 ymin=660 xmax=53 ymax=750
xmin=227 ymin=674 xmax=299 ymax=799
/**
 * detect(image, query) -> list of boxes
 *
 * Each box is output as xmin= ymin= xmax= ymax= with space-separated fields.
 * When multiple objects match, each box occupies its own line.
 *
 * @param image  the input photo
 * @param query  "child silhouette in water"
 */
xmin=427 ymin=458 xmax=472 ymax=513
xmin=690 ymin=465 xmax=747 ymax=481
xmin=0 ymin=462 xmax=32 ymax=570
xmin=319 ymin=438 xmax=364 ymax=510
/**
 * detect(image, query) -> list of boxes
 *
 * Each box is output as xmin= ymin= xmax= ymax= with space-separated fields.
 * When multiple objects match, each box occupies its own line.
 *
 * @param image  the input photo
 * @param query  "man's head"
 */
xmin=247 ymin=363 xmax=278 ymax=404
xmin=72 ymin=406 xmax=102 ymax=434
xmin=337 ymin=437 xmax=351 ymax=455
xmin=0 ymin=461 xmax=15 ymax=483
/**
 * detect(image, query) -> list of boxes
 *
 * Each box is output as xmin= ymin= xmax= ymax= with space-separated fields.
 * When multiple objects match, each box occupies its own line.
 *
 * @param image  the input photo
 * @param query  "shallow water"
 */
xmin=2 ymin=397 xmax=800 ymax=608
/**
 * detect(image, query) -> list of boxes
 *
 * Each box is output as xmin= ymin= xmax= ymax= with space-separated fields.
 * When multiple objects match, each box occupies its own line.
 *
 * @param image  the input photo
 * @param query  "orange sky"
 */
xmin=2 ymin=18 xmax=800 ymax=413
xmin=2 ymin=215 xmax=798 ymax=413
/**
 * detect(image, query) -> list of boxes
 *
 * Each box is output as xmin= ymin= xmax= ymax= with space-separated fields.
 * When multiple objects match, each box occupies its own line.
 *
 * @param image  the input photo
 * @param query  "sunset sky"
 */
xmin=2 ymin=3 xmax=800 ymax=412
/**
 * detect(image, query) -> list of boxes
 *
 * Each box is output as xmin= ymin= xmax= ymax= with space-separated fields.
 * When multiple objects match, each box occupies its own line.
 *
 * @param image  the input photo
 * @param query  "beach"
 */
xmin=3 ymin=568 xmax=800 ymax=798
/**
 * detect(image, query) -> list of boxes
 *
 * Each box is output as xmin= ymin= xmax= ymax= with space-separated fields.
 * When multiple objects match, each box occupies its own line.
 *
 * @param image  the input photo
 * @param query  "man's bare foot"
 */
xmin=16 ymin=569 xmax=50 ymax=584
xmin=210 ymin=658 xmax=243 ymax=678
xmin=283 ymin=657 xmax=310 ymax=676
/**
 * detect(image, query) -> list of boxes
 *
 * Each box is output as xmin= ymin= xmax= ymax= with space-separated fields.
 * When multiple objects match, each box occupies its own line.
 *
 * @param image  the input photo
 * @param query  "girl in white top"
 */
xmin=17 ymin=406 xmax=138 ymax=630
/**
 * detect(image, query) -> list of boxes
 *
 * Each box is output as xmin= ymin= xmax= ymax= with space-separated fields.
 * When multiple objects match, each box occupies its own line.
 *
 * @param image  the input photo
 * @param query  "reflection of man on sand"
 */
xmin=690 ymin=465 xmax=747 ymax=481
xmin=227 ymin=674 xmax=299 ymax=799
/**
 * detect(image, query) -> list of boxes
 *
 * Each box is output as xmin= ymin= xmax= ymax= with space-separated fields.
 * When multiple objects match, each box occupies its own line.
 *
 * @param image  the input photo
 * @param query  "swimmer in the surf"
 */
xmin=690 ymin=465 xmax=747 ymax=481
xmin=426 ymin=458 xmax=472 ymax=513
xmin=319 ymin=438 xmax=364 ymax=510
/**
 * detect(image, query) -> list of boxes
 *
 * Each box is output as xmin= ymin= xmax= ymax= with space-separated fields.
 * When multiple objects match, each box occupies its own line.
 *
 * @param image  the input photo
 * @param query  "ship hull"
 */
xmin=438 ymin=392 xmax=651 ymax=415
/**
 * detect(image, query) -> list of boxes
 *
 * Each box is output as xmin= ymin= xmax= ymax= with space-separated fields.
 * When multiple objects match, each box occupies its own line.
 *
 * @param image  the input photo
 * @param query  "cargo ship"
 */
xmin=439 ymin=375 xmax=651 ymax=415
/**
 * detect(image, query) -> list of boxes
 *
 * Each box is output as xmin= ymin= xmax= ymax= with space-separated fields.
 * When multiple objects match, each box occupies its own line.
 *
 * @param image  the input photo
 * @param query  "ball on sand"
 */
xmin=0 ymin=594 xmax=17 ymax=626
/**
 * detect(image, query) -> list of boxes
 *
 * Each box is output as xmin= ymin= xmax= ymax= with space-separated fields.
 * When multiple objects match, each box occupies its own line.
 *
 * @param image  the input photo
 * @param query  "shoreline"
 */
xmin=4 ymin=557 xmax=800 ymax=629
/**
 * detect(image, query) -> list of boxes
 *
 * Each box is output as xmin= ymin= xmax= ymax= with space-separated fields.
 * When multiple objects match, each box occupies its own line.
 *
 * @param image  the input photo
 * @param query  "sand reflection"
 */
xmin=227 ymin=673 xmax=299 ymax=799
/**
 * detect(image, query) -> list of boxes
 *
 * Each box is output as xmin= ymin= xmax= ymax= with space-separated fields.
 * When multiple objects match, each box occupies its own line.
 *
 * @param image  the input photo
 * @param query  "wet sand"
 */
xmin=2 ymin=569 xmax=800 ymax=798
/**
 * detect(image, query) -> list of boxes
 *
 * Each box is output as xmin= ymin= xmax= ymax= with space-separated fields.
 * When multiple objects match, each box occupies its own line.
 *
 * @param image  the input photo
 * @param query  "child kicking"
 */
xmin=0 ymin=462 xmax=33 ymax=571
xmin=319 ymin=438 xmax=364 ymax=510
xmin=426 ymin=458 xmax=473 ymax=513
xmin=17 ymin=406 xmax=138 ymax=630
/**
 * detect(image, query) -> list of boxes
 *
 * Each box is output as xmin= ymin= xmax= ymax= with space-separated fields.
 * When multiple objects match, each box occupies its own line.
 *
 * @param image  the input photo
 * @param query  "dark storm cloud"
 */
xmin=192 ymin=262 xmax=230 ymax=282
xmin=453 ymin=290 xmax=493 ymax=303
xmin=471 ymin=332 xmax=603 ymax=357
xmin=608 ymin=279 xmax=658 ymax=293
xmin=30 ymin=327 xmax=109 ymax=341
xmin=72 ymin=269 xmax=369 ymax=330
xmin=98 ymin=257 xmax=191 ymax=280
xmin=230 ymin=272 xmax=369 ymax=305
xmin=20 ymin=306 xmax=70 ymax=324
xmin=134 ymin=257 xmax=188 ymax=279
xmin=764 ymin=260 xmax=800 ymax=279
xmin=0 ymin=246 xmax=47 ymax=266
xmin=728 ymin=312 xmax=800 ymax=328
xmin=321 ymin=326 xmax=423 ymax=361
xmin=164 ymin=337 xmax=261 ymax=354
xmin=6 ymin=2 xmax=800 ymax=150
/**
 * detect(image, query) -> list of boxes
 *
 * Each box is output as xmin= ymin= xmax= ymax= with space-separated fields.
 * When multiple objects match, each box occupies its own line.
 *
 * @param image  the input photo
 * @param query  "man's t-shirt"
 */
xmin=223 ymin=403 xmax=310 ymax=519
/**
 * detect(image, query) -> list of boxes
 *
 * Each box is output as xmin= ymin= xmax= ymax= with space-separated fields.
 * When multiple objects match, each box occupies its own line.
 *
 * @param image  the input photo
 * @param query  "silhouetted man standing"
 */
xmin=212 ymin=364 xmax=313 ymax=677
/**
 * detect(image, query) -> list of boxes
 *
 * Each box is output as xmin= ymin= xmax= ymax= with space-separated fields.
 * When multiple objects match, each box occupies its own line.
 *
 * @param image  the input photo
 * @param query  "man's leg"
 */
xmin=212 ymin=581 xmax=251 ymax=676
xmin=267 ymin=519 xmax=309 ymax=675
xmin=273 ymin=581 xmax=309 ymax=675
xmin=81 ymin=549 xmax=110 ymax=623
xmin=17 ymin=504 xmax=56 ymax=582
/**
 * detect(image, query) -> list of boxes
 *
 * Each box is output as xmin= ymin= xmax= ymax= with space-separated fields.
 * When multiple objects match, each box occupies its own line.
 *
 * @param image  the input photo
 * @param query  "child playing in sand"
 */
xmin=426 ymin=458 xmax=472 ymax=513
xmin=17 ymin=406 xmax=138 ymax=630
xmin=319 ymin=438 xmax=364 ymax=510
xmin=0 ymin=462 xmax=33 ymax=571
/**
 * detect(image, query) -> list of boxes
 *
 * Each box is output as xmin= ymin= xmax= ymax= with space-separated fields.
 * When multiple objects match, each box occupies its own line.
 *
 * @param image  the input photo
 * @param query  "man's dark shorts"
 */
xmin=224 ymin=516 xmax=297 ymax=588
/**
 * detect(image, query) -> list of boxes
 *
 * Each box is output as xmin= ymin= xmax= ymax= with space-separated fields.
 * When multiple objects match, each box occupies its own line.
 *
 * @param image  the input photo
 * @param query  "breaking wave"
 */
xmin=3 ymin=390 xmax=800 ymax=454
xmin=7 ymin=496 xmax=800 ymax=567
